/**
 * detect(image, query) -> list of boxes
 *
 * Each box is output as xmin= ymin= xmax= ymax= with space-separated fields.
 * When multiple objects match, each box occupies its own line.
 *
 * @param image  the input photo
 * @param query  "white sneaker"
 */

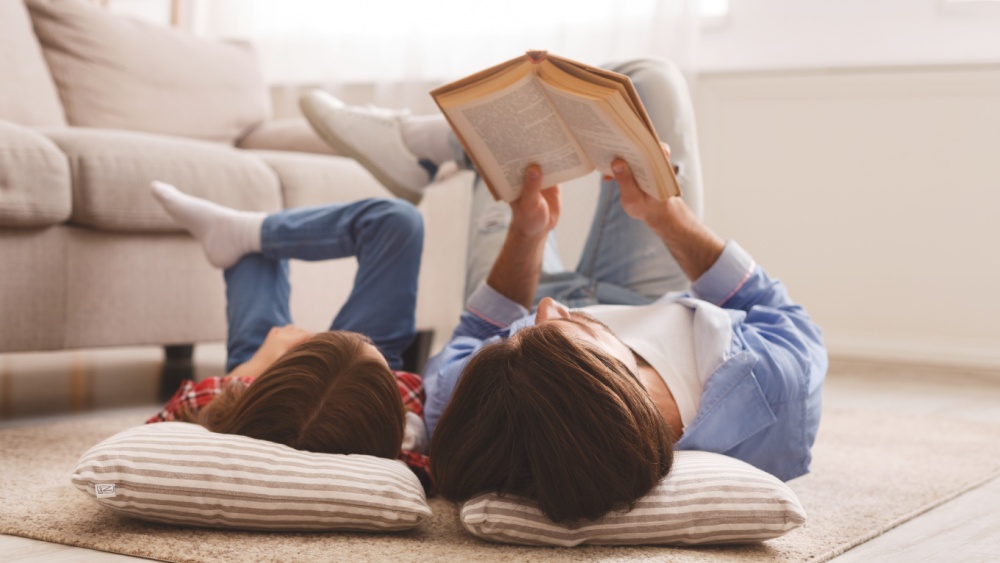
xmin=300 ymin=90 xmax=432 ymax=204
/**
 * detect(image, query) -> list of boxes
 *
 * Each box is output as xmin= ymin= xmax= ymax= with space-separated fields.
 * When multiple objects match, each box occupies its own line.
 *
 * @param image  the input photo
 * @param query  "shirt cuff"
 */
xmin=690 ymin=240 xmax=756 ymax=306
xmin=465 ymin=281 xmax=531 ymax=329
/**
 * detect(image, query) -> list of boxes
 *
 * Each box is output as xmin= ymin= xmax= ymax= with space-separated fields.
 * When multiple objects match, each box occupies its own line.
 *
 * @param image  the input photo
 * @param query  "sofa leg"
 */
xmin=159 ymin=344 xmax=194 ymax=403
xmin=401 ymin=329 xmax=434 ymax=375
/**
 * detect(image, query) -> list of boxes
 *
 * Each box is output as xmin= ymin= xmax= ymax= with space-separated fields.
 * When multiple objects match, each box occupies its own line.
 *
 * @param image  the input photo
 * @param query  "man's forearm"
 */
xmin=612 ymin=149 xmax=724 ymax=283
xmin=480 ymin=164 xmax=558 ymax=310
xmin=651 ymin=197 xmax=726 ymax=283
xmin=484 ymin=231 xmax=549 ymax=309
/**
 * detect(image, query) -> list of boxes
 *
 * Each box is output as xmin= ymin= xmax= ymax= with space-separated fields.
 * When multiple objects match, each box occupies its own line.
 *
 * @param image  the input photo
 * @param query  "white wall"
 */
xmin=698 ymin=0 xmax=1000 ymax=72
xmin=690 ymin=1 xmax=1000 ymax=369
xmin=694 ymin=65 xmax=1000 ymax=368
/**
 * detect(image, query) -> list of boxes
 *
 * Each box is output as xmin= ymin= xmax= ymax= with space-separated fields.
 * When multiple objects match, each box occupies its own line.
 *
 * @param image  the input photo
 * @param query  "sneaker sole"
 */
xmin=300 ymin=97 xmax=424 ymax=205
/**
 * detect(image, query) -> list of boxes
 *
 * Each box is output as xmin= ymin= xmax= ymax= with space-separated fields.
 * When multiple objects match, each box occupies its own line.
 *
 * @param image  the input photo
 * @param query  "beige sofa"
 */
xmin=0 ymin=0 xmax=469 ymax=371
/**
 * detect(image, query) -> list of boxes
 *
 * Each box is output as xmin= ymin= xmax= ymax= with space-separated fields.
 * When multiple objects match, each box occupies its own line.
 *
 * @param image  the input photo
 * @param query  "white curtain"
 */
xmin=188 ymin=0 xmax=700 ymax=87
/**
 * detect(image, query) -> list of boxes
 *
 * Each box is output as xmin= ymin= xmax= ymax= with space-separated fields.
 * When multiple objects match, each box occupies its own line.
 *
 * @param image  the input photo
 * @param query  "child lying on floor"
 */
xmin=145 ymin=182 xmax=431 ymax=492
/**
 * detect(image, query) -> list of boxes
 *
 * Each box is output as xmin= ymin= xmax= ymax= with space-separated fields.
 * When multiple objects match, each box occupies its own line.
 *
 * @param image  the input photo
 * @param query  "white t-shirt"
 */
xmin=585 ymin=299 xmax=727 ymax=428
xmin=402 ymin=412 xmax=428 ymax=453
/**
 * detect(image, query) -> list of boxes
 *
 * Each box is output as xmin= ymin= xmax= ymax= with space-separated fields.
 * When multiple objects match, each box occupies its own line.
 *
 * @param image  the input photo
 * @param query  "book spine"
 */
xmin=526 ymin=50 xmax=548 ymax=63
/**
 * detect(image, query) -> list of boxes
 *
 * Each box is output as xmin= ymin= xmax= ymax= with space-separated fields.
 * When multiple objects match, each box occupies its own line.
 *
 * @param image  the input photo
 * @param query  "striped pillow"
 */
xmin=461 ymin=450 xmax=805 ymax=546
xmin=71 ymin=422 xmax=432 ymax=531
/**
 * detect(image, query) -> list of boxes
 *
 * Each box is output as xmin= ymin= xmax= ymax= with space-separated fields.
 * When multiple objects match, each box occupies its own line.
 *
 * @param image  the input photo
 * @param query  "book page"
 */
xmin=546 ymin=55 xmax=659 ymax=136
xmin=536 ymin=57 xmax=677 ymax=199
xmin=541 ymin=85 xmax=658 ymax=198
xmin=440 ymin=74 xmax=593 ymax=200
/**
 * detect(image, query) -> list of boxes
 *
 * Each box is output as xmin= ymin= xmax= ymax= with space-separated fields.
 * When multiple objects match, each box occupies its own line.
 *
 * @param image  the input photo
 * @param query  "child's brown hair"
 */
xmin=190 ymin=331 xmax=405 ymax=458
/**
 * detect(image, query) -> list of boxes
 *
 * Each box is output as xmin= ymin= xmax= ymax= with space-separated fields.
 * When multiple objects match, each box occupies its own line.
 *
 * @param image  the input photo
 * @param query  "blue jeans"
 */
xmin=462 ymin=58 xmax=704 ymax=308
xmin=223 ymin=198 xmax=423 ymax=372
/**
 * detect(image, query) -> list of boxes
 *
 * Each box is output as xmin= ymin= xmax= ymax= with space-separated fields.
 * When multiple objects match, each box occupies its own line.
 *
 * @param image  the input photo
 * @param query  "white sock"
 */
xmin=400 ymin=114 xmax=453 ymax=166
xmin=151 ymin=181 xmax=265 ymax=269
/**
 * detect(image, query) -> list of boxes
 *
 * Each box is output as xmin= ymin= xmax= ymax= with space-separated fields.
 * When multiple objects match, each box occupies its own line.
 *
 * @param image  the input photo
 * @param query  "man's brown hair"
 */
xmin=193 ymin=331 xmax=405 ymax=459
xmin=430 ymin=323 xmax=674 ymax=522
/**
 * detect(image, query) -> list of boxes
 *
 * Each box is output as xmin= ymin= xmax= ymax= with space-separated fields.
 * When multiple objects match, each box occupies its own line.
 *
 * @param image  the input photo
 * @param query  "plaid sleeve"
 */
xmin=394 ymin=370 xmax=425 ymax=417
xmin=394 ymin=370 xmax=433 ymax=494
xmin=146 ymin=376 xmax=253 ymax=424
xmin=398 ymin=450 xmax=434 ymax=495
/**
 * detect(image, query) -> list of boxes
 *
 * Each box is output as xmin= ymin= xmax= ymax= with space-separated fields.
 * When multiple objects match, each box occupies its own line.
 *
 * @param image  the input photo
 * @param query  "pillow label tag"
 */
xmin=95 ymin=484 xmax=117 ymax=498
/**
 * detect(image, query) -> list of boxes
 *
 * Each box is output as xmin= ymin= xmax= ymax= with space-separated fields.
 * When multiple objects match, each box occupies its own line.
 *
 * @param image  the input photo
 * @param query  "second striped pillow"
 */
xmin=460 ymin=450 xmax=805 ymax=546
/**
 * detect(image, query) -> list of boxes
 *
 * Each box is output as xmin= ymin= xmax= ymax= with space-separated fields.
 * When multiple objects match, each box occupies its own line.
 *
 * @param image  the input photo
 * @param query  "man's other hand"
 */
xmin=610 ymin=143 xmax=725 ymax=282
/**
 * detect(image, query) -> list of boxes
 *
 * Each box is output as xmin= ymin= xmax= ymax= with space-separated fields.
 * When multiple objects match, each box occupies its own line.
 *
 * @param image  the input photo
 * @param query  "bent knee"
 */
xmin=369 ymin=198 xmax=424 ymax=239
xmin=618 ymin=58 xmax=686 ymax=93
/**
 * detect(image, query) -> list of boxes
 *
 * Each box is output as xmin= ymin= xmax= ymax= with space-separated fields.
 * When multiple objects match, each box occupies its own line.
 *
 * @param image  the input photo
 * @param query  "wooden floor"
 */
xmin=1 ymin=352 xmax=998 ymax=562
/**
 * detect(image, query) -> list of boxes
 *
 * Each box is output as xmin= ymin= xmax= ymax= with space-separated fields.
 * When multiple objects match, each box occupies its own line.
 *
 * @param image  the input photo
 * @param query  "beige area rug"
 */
xmin=3 ymin=406 xmax=1000 ymax=563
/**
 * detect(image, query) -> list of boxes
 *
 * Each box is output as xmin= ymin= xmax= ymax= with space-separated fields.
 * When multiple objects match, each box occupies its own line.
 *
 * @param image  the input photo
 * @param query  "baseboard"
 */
xmin=824 ymin=330 xmax=1000 ymax=371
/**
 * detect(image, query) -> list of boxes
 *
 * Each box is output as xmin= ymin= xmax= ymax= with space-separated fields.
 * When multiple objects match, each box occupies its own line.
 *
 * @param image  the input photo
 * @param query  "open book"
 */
xmin=430 ymin=51 xmax=681 ymax=202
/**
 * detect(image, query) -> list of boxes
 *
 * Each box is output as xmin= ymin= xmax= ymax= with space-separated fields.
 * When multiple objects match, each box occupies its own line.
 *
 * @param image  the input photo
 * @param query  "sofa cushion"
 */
xmin=42 ymin=128 xmax=282 ymax=232
xmin=0 ymin=0 xmax=66 ymax=126
xmin=248 ymin=150 xmax=390 ymax=209
xmin=26 ymin=0 xmax=270 ymax=143
xmin=238 ymin=118 xmax=338 ymax=157
xmin=0 ymin=121 xmax=71 ymax=227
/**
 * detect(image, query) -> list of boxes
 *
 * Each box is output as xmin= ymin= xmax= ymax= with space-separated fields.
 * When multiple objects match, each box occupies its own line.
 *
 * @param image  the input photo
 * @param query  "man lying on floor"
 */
xmin=302 ymin=57 xmax=828 ymax=523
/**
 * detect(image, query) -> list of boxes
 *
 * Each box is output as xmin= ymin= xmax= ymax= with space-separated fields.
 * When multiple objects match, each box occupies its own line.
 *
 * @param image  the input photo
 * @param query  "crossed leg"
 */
xmin=153 ymin=182 xmax=423 ymax=372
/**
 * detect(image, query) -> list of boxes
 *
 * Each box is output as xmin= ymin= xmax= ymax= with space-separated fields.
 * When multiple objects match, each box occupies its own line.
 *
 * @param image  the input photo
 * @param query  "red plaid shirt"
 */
xmin=149 ymin=371 xmax=433 ymax=494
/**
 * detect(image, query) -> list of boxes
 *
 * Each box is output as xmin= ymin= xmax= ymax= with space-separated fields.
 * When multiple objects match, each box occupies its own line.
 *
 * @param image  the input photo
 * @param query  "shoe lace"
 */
xmin=431 ymin=160 xmax=461 ymax=184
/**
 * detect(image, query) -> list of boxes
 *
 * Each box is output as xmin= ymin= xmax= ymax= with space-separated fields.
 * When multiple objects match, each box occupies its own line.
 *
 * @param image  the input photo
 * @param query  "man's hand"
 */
xmin=509 ymin=164 xmax=561 ymax=239
xmin=610 ymin=143 xmax=725 ymax=282
xmin=484 ymin=165 xmax=561 ymax=309
xmin=611 ymin=143 xmax=683 ymax=235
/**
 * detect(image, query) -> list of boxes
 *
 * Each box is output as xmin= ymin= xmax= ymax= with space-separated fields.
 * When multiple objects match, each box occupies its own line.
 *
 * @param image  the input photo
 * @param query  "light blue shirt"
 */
xmin=423 ymin=241 xmax=827 ymax=481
